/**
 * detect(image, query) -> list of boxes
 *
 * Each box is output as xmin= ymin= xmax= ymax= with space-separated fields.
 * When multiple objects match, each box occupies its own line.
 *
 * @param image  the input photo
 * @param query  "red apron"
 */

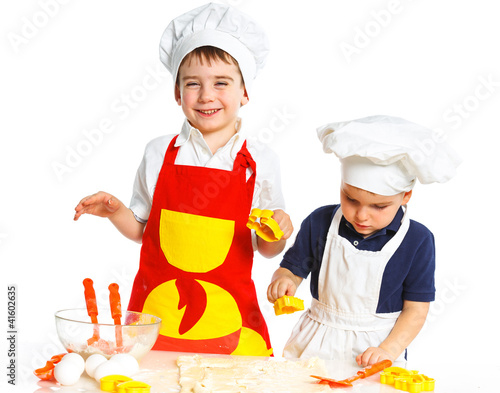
xmin=128 ymin=136 xmax=272 ymax=356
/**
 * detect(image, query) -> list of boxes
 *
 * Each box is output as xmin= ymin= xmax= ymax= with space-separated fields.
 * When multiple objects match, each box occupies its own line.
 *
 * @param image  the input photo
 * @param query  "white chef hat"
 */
xmin=317 ymin=115 xmax=461 ymax=196
xmin=159 ymin=2 xmax=269 ymax=95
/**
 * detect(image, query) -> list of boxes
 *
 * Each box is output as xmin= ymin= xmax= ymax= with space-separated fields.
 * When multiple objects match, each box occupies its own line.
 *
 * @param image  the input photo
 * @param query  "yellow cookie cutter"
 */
xmin=116 ymin=381 xmax=151 ymax=393
xmin=100 ymin=375 xmax=151 ymax=393
xmin=100 ymin=375 xmax=133 ymax=392
xmin=274 ymin=295 xmax=304 ymax=315
xmin=380 ymin=367 xmax=435 ymax=392
xmin=246 ymin=208 xmax=284 ymax=242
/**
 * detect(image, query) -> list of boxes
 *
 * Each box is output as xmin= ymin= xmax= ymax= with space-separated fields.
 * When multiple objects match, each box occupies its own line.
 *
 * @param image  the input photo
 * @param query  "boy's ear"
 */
xmin=240 ymin=88 xmax=249 ymax=106
xmin=402 ymin=190 xmax=412 ymax=205
xmin=174 ymin=85 xmax=182 ymax=106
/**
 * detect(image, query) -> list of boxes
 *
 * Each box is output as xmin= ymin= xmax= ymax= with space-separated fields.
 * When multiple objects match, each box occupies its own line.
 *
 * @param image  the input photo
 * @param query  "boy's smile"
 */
xmin=340 ymin=182 xmax=412 ymax=238
xmin=175 ymin=56 xmax=249 ymax=146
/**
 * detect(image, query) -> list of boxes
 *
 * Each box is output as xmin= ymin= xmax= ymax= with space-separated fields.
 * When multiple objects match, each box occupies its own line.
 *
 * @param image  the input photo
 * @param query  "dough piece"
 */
xmin=177 ymin=355 xmax=331 ymax=392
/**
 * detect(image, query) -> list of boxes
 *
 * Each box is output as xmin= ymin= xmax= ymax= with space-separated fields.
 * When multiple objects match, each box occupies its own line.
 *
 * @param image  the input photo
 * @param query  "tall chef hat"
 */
xmin=317 ymin=115 xmax=461 ymax=196
xmin=159 ymin=2 xmax=270 ymax=95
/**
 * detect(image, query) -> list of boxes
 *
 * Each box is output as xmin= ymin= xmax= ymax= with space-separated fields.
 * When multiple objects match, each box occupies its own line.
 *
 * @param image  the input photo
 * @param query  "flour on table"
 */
xmin=177 ymin=355 xmax=331 ymax=392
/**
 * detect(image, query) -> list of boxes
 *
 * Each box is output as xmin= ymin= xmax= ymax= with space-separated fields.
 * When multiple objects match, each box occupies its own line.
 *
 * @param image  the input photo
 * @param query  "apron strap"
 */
xmin=164 ymin=135 xmax=180 ymax=165
xmin=233 ymin=141 xmax=256 ymax=201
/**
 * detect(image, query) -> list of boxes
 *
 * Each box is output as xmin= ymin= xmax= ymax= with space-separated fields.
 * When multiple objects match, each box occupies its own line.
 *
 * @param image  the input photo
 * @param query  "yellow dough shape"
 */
xmin=247 ymin=208 xmax=283 ymax=242
xmin=160 ymin=209 xmax=235 ymax=273
xmin=274 ymin=296 xmax=304 ymax=315
xmin=142 ymin=279 xmax=242 ymax=340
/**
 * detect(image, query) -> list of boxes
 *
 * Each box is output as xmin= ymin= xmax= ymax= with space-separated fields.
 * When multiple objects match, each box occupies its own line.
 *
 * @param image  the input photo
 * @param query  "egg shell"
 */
xmin=93 ymin=360 xmax=126 ymax=382
xmin=61 ymin=353 xmax=85 ymax=373
xmin=110 ymin=354 xmax=139 ymax=376
xmin=85 ymin=353 xmax=108 ymax=378
xmin=54 ymin=360 xmax=83 ymax=386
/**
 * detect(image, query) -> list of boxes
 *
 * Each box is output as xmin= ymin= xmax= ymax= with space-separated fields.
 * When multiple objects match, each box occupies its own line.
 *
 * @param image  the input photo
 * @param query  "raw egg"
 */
xmin=93 ymin=360 xmax=124 ymax=382
xmin=62 ymin=353 xmax=85 ymax=372
xmin=110 ymin=354 xmax=139 ymax=376
xmin=54 ymin=359 xmax=84 ymax=386
xmin=85 ymin=353 xmax=107 ymax=378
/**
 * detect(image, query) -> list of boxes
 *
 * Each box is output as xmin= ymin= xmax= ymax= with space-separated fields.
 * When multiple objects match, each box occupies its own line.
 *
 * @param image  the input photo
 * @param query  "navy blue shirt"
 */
xmin=280 ymin=205 xmax=435 ymax=314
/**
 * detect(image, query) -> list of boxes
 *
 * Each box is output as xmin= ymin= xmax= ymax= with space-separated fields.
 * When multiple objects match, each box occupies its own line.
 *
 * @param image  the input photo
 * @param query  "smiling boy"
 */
xmin=268 ymin=115 xmax=460 ymax=366
xmin=175 ymin=47 xmax=248 ymax=148
xmin=74 ymin=4 xmax=292 ymax=356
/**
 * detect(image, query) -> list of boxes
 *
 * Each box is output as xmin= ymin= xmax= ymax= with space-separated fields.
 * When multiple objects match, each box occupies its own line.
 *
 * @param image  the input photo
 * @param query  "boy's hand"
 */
xmin=356 ymin=347 xmax=394 ymax=367
xmin=271 ymin=209 xmax=293 ymax=240
xmin=74 ymin=191 xmax=145 ymax=243
xmin=254 ymin=209 xmax=293 ymax=242
xmin=267 ymin=267 xmax=302 ymax=303
xmin=256 ymin=209 xmax=293 ymax=258
xmin=74 ymin=191 xmax=122 ymax=221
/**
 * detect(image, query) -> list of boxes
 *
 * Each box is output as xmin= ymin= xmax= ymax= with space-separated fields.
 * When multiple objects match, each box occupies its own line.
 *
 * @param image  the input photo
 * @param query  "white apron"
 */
xmin=283 ymin=206 xmax=410 ymax=361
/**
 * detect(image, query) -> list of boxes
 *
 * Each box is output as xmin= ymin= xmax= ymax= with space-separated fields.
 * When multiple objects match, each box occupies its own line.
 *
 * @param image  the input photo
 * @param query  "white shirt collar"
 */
xmin=175 ymin=118 xmax=246 ymax=159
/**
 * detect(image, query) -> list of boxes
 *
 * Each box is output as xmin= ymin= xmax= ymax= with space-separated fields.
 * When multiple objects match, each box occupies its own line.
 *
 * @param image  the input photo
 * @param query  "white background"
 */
xmin=2 ymin=0 xmax=499 ymax=391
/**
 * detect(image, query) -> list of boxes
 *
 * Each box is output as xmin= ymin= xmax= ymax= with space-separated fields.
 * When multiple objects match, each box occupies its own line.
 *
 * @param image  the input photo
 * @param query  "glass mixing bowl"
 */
xmin=55 ymin=308 xmax=161 ymax=360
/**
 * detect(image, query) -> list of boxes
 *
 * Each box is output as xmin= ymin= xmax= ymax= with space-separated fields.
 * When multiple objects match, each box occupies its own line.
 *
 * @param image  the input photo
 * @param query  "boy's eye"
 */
xmin=215 ymin=81 xmax=228 ymax=86
xmin=374 ymin=205 xmax=388 ymax=210
xmin=186 ymin=82 xmax=199 ymax=87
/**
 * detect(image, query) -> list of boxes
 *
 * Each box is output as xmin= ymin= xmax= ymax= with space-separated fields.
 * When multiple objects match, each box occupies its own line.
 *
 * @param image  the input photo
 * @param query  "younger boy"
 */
xmin=267 ymin=115 xmax=460 ymax=366
xmin=75 ymin=3 xmax=292 ymax=356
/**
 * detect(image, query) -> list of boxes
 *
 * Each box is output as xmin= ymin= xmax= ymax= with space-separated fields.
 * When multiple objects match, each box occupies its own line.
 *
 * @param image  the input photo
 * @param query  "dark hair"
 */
xmin=176 ymin=46 xmax=244 ymax=86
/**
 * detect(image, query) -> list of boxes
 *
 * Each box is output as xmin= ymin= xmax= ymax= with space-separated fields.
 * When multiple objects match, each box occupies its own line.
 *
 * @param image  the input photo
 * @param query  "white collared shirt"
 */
xmin=130 ymin=118 xmax=285 ymax=224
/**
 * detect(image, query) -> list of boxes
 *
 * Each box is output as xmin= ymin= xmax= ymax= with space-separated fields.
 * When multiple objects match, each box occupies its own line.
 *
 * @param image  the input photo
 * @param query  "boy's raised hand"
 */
xmin=74 ymin=191 xmax=122 ymax=221
xmin=254 ymin=209 xmax=293 ymax=241
xmin=255 ymin=209 xmax=293 ymax=258
xmin=271 ymin=209 xmax=293 ymax=240
xmin=74 ymin=191 xmax=145 ymax=242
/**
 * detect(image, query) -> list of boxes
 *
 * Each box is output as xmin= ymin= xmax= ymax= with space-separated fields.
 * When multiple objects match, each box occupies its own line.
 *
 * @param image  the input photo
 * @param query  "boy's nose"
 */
xmin=199 ymin=87 xmax=215 ymax=102
xmin=355 ymin=206 xmax=369 ymax=221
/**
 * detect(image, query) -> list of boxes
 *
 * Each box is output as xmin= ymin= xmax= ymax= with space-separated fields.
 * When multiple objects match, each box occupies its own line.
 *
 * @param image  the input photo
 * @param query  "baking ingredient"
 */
xmin=110 ymin=353 xmax=139 ymax=376
xmin=62 ymin=352 xmax=85 ymax=370
xmin=177 ymin=355 xmax=331 ymax=392
xmin=93 ymin=360 xmax=126 ymax=382
xmin=85 ymin=353 xmax=108 ymax=378
xmin=54 ymin=354 xmax=85 ymax=386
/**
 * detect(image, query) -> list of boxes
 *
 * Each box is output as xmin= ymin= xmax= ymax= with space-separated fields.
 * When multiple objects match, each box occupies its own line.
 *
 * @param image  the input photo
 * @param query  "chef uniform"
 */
xmin=127 ymin=3 xmax=280 ymax=356
xmin=282 ymin=115 xmax=461 ymax=361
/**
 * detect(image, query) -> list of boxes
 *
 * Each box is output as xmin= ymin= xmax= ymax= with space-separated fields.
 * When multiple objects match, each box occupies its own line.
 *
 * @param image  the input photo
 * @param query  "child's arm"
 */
xmin=256 ymin=209 xmax=293 ymax=258
xmin=356 ymin=300 xmax=430 ymax=366
xmin=267 ymin=267 xmax=303 ymax=303
xmin=74 ymin=191 xmax=145 ymax=243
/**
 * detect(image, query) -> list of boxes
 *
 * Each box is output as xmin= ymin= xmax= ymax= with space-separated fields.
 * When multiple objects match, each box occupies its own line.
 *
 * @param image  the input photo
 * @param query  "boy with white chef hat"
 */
xmin=268 ymin=115 xmax=461 ymax=366
xmin=75 ymin=3 xmax=292 ymax=356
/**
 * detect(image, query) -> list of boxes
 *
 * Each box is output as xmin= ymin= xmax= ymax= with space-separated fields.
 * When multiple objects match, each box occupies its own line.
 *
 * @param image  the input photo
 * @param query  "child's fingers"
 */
xmin=267 ymin=280 xmax=295 ymax=303
xmin=271 ymin=209 xmax=293 ymax=240
xmin=285 ymin=284 xmax=297 ymax=297
xmin=267 ymin=282 xmax=280 ymax=303
xmin=357 ymin=348 xmax=388 ymax=367
xmin=267 ymin=281 xmax=283 ymax=303
xmin=73 ymin=192 xmax=117 ymax=220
